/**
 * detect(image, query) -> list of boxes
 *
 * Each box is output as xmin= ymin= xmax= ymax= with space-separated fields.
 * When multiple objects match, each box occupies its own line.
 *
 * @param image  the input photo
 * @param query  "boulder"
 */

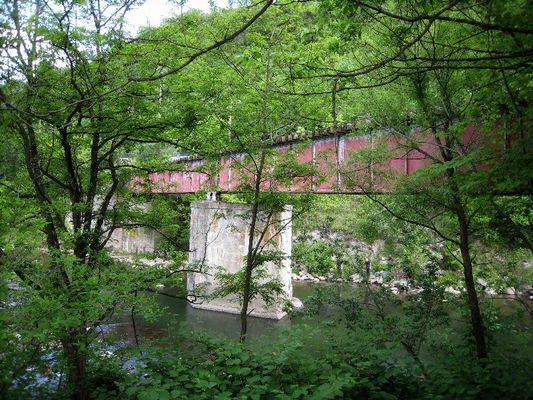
xmin=394 ymin=279 xmax=410 ymax=290
xmin=291 ymin=297 xmax=304 ymax=310
xmin=476 ymin=278 xmax=497 ymax=295
xmin=477 ymin=278 xmax=488 ymax=288
xmin=504 ymin=287 xmax=516 ymax=296
xmin=519 ymin=284 xmax=533 ymax=294
xmin=350 ymin=274 xmax=364 ymax=283
xmin=7 ymin=280 xmax=21 ymax=290
xmin=445 ymin=286 xmax=461 ymax=296
xmin=299 ymin=272 xmax=310 ymax=281
xmin=379 ymin=257 xmax=391 ymax=264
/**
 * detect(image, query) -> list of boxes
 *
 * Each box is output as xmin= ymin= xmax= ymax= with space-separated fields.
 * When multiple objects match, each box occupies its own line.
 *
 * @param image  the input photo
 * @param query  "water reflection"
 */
xmin=108 ymin=283 xmax=317 ymax=344
xmin=106 ymin=281 xmax=530 ymax=345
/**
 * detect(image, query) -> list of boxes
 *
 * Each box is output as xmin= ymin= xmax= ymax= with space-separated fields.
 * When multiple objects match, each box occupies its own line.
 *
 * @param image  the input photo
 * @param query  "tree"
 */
xmin=0 ymin=0 xmax=274 ymax=397
xmin=176 ymin=6 xmax=321 ymax=341
xmin=308 ymin=0 xmax=533 ymax=361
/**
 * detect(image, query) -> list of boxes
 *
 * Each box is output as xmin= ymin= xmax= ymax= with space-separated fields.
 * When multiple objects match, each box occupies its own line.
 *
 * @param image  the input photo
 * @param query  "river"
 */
xmin=105 ymin=281 xmax=531 ymax=347
xmin=105 ymin=281 xmax=328 ymax=345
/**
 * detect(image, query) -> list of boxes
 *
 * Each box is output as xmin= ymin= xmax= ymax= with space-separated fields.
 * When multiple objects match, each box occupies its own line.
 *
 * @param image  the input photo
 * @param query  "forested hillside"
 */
xmin=0 ymin=0 xmax=531 ymax=399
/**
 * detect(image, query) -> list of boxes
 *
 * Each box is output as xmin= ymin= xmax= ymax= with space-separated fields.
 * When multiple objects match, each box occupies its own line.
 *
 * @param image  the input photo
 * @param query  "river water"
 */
xmin=106 ymin=281 xmax=530 ymax=346
xmin=106 ymin=281 xmax=326 ymax=344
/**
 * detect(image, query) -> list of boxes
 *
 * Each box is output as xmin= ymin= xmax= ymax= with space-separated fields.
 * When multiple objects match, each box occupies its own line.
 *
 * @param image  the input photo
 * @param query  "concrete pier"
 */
xmin=187 ymin=201 xmax=293 ymax=319
xmin=108 ymin=226 xmax=160 ymax=254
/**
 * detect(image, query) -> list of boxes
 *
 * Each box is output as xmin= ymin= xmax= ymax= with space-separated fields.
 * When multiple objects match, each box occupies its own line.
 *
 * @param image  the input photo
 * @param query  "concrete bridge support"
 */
xmin=108 ymin=226 xmax=160 ymax=254
xmin=187 ymin=201 xmax=293 ymax=319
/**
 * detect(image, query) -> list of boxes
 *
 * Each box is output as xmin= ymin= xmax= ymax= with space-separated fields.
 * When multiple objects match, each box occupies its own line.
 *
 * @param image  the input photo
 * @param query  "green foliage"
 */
xmin=105 ymin=327 xmax=423 ymax=400
xmin=292 ymin=240 xmax=336 ymax=276
xmin=1 ymin=0 xmax=531 ymax=396
xmin=81 ymin=313 xmax=532 ymax=400
xmin=292 ymin=284 xmax=531 ymax=399
xmin=212 ymin=265 xmax=284 ymax=306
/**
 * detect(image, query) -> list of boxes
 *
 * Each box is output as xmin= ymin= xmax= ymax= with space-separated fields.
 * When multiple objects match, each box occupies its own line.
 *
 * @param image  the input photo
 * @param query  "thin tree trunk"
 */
xmin=240 ymin=223 xmax=256 ymax=341
xmin=240 ymin=20 xmax=275 ymax=342
xmin=453 ymin=194 xmax=488 ymax=361
xmin=240 ymin=152 xmax=266 ymax=342
xmin=240 ymin=217 xmax=257 ymax=341
xmin=437 ymin=117 xmax=487 ymax=361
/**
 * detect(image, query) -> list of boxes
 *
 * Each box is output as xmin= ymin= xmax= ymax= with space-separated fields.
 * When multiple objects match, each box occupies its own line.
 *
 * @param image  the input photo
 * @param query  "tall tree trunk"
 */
xmin=61 ymin=334 xmax=88 ymax=400
xmin=240 ymin=18 xmax=275 ymax=342
xmin=240 ymin=152 xmax=266 ymax=342
xmin=453 ymin=194 xmax=488 ymax=361
xmin=437 ymin=119 xmax=487 ymax=362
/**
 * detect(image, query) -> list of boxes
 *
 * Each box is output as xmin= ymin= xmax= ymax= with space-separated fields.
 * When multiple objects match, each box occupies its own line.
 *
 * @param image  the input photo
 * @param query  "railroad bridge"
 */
xmin=114 ymin=124 xmax=485 ymax=318
xmin=143 ymin=123 xmax=468 ymax=194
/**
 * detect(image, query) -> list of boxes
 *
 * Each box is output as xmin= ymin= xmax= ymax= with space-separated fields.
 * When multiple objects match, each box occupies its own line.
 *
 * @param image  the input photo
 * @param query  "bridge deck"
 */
xmin=142 ymin=125 xmax=483 ymax=194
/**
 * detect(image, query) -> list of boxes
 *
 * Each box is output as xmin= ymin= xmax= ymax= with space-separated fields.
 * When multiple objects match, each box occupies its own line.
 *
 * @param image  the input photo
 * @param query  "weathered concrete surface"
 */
xmin=108 ymin=227 xmax=160 ymax=254
xmin=187 ymin=201 xmax=293 ymax=319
